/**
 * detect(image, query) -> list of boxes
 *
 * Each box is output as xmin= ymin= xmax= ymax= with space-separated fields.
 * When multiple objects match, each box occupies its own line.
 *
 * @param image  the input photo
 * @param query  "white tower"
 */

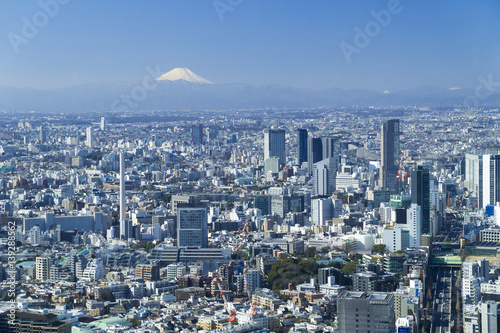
xmin=119 ymin=152 xmax=127 ymax=239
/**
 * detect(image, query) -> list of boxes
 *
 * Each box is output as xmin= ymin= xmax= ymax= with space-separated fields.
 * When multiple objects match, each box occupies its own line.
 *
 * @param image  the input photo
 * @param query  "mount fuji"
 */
xmin=156 ymin=68 xmax=213 ymax=84
xmin=1 ymin=67 xmax=499 ymax=112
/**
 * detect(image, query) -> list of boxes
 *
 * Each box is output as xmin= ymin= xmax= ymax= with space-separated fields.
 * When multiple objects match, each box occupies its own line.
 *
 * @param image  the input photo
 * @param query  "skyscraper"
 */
xmin=192 ymin=124 xmax=203 ymax=144
xmin=296 ymin=128 xmax=308 ymax=166
xmin=100 ymin=116 xmax=107 ymax=131
xmin=177 ymin=206 xmax=208 ymax=248
xmin=465 ymin=153 xmax=483 ymax=208
xmin=312 ymin=157 xmax=336 ymax=195
xmin=483 ymin=154 xmax=500 ymax=208
xmin=307 ymin=137 xmax=340 ymax=175
xmin=119 ymin=152 xmax=132 ymax=240
xmin=380 ymin=119 xmax=400 ymax=193
xmin=308 ymin=137 xmax=323 ymax=172
xmin=411 ymin=166 xmax=430 ymax=235
xmin=86 ymin=126 xmax=94 ymax=148
xmin=263 ymin=128 xmax=286 ymax=166
xmin=408 ymin=203 xmax=421 ymax=247
xmin=39 ymin=125 xmax=47 ymax=144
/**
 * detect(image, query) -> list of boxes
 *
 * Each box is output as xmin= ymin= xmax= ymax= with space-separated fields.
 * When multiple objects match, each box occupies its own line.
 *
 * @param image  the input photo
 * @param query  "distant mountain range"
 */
xmin=1 ymin=68 xmax=499 ymax=112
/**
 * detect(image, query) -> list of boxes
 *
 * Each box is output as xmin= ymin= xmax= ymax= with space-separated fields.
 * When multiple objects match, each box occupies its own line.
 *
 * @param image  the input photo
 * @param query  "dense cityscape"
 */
xmin=1 ymin=0 xmax=499 ymax=332
xmin=0 ymin=106 xmax=497 ymax=332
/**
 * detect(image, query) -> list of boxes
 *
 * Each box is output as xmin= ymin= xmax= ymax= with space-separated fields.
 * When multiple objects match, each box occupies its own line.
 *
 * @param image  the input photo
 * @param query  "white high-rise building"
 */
xmin=244 ymin=268 xmax=261 ymax=293
xmin=86 ymin=126 xmax=95 ymax=148
xmin=383 ymin=226 xmax=409 ymax=253
xmin=408 ymin=204 xmax=421 ymax=247
xmin=465 ymin=153 xmax=483 ymax=207
xmin=481 ymin=301 xmax=499 ymax=333
xmin=462 ymin=260 xmax=489 ymax=305
xmin=311 ymin=198 xmax=332 ymax=226
xmin=36 ymin=257 xmax=50 ymax=282
xmin=311 ymin=198 xmax=342 ymax=226
xmin=100 ymin=117 xmax=107 ymax=131
xmin=119 ymin=152 xmax=132 ymax=240
xmin=29 ymin=226 xmax=41 ymax=245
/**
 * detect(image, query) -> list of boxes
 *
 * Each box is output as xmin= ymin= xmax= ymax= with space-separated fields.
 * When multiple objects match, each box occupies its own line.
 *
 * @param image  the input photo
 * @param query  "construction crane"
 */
xmin=215 ymin=277 xmax=238 ymax=325
xmin=396 ymin=152 xmax=408 ymax=193
xmin=228 ymin=308 xmax=238 ymax=324
xmin=214 ymin=277 xmax=230 ymax=314
xmin=245 ymin=279 xmax=258 ymax=317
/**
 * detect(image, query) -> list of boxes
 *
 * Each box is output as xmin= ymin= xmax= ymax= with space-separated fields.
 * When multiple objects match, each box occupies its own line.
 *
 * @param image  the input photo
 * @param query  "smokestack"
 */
xmin=119 ymin=152 xmax=125 ymax=239
xmin=328 ymin=275 xmax=335 ymax=286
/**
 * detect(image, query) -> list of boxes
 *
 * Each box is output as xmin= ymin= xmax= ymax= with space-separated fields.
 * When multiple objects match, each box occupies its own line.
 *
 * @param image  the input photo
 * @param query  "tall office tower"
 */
xmin=312 ymin=157 xmax=337 ymax=195
xmin=39 ymin=125 xmax=47 ymax=144
xmin=483 ymin=154 xmax=500 ymax=208
xmin=430 ymin=188 xmax=442 ymax=237
xmin=465 ymin=154 xmax=483 ymax=207
xmin=308 ymin=137 xmax=323 ymax=172
xmin=36 ymin=257 xmax=50 ymax=282
xmin=380 ymin=119 xmax=400 ymax=193
xmin=264 ymin=128 xmax=286 ymax=166
xmin=311 ymin=197 xmax=336 ymax=226
xmin=307 ymin=137 xmax=340 ymax=175
xmin=407 ymin=203 xmax=421 ymax=247
xmin=296 ymin=128 xmax=308 ymax=166
xmin=411 ymin=166 xmax=430 ymax=235
xmin=86 ymin=126 xmax=94 ymax=148
xmin=253 ymin=195 xmax=271 ymax=215
xmin=192 ymin=124 xmax=203 ymax=144
xmin=100 ymin=116 xmax=107 ymax=131
xmin=177 ymin=206 xmax=208 ymax=248
xmin=337 ymin=291 xmax=395 ymax=333
xmin=119 ymin=152 xmax=130 ymax=240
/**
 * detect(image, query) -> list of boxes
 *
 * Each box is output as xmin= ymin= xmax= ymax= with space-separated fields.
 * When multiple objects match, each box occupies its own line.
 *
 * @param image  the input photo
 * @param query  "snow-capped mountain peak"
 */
xmin=156 ymin=68 xmax=213 ymax=84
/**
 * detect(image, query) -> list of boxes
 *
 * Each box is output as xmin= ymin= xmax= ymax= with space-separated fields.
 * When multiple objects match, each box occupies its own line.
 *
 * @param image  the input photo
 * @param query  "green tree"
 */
xmin=327 ymin=261 xmax=344 ymax=269
xmin=341 ymin=261 xmax=357 ymax=276
xmin=372 ymin=244 xmax=386 ymax=254
xmin=99 ymin=289 xmax=116 ymax=302
xmin=305 ymin=247 xmax=316 ymax=258
xmin=348 ymin=253 xmax=363 ymax=263
xmin=128 ymin=318 xmax=141 ymax=327
xmin=145 ymin=242 xmax=156 ymax=253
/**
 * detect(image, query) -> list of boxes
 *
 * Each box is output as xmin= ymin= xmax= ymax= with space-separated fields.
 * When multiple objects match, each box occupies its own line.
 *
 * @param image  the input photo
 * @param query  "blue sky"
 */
xmin=1 ymin=0 xmax=499 ymax=91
